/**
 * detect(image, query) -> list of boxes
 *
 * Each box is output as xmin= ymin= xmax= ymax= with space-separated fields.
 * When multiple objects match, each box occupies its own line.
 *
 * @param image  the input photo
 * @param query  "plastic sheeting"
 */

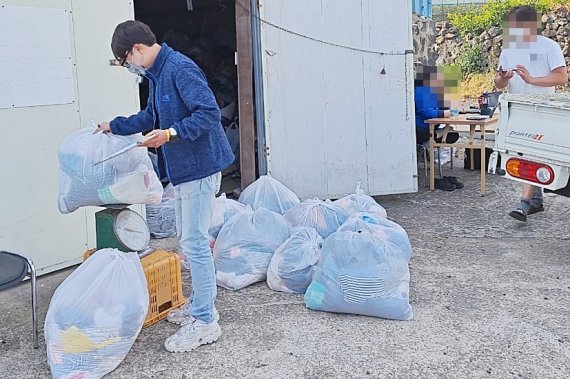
xmin=304 ymin=230 xmax=413 ymax=320
xmin=267 ymin=227 xmax=323 ymax=294
xmin=283 ymin=198 xmax=348 ymax=239
xmin=214 ymin=206 xmax=290 ymax=290
xmin=238 ymin=175 xmax=300 ymax=214
xmin=333 ymin=182 xmax=387 ymax=218
xmin=45 ymin=249 xmax=148 ymax=378
xmin=58 ymin=128 xmax=162 ymax=214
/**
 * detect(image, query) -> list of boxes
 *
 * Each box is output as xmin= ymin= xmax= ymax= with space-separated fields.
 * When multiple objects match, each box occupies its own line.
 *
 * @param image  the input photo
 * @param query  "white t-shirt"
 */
xmin=498 ymin=36 xmax=566 ymax=94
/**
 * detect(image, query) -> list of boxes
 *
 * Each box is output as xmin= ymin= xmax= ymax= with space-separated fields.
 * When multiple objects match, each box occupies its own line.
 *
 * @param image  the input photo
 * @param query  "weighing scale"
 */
xmin=95 ymin=204 xmax=151 ymax=253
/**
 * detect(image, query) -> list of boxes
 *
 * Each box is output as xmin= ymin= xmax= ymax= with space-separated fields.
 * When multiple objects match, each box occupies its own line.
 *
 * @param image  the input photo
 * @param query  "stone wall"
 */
xmin=412 ymin=14 xmax=437 ymax=65
xmin=426 ymin=7 xmax=570 ymax=72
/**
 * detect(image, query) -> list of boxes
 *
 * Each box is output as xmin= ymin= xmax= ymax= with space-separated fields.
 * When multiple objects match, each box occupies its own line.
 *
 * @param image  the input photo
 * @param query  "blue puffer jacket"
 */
xmin=110 ymin=43 xmax=235 ymax=185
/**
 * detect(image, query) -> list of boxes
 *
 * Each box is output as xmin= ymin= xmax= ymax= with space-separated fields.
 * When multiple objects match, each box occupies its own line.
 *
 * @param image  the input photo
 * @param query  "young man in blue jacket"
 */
xmin=97 ymin=20 xmax=234 ymax=352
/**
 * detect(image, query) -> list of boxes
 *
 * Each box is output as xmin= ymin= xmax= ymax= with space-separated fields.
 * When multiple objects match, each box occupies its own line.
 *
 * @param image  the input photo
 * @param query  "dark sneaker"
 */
xmin=508 ymin=208 xmax=527 ymax=222
xmin=435 ymin=131 xmax=459 ymax=144
xmin=435 ymin=178 xmax=456 ymax=191
xmin=528 ymin=203 xmax=544 ymax=215
xmin=444 ymin=176 xmax=464 ymax=189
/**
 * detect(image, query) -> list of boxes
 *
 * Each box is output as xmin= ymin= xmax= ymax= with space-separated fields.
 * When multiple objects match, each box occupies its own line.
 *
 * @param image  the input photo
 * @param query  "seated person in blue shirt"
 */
xmin=414 ymin=65 xmax=460 ymax=145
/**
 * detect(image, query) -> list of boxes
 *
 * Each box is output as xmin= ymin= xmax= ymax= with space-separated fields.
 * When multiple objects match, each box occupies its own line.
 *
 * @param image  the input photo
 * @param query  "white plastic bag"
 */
xmin=58 ymin=127 xmax=163 ymax=214
xmin=238 ymin=175 xmax=300 ymax=214
xmin=208 ymin=193 xmax=247 ymax=239
xmin=338 ymin=212 xmax=412 ymax=263
xmin=283 ymin=198 xmax=348 ymax=238
xmin=333 ymin=182 xmax=387 ymax=218
xmin=267 ymin=227 xmax=323 ymax=294
xmin=45 ymin=249 xmax=149 ymax=379
xmin=146 ymin=184 xmax=176 ymax=238
xmin=304 ymin=230 xmax=413 ymax=320
xmin=214 ymin=206 xmax=290 ymax=290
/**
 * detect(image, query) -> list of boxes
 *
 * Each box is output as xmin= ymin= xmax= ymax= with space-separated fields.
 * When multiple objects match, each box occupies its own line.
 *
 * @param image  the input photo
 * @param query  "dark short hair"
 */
xmin=111 ymin=20 xmax=157 ymax=60
xmin=506 ymin=5 xmax=538 ymax=23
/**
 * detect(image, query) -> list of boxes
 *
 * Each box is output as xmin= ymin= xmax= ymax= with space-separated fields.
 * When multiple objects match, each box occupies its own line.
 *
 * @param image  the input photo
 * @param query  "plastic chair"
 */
xmin=0 ymin=251 xmax=38 ymax=348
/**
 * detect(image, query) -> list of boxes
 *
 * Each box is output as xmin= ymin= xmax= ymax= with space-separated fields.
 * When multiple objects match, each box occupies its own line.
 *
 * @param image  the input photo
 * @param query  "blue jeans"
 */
xmin=174 ymin=172 xmax=221 ymax=323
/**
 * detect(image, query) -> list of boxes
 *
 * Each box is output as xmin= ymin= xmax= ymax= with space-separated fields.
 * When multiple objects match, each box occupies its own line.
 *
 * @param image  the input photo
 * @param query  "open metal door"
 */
xmin=0 ymin=0 xmax=140 ymax=275
xmin=257 ymin=0 xmax=417 ymax=199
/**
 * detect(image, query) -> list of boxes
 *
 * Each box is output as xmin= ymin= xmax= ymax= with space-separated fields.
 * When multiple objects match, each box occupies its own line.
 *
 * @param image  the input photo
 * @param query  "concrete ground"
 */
xmin=1 ymin=163 xmax=569 ymax=379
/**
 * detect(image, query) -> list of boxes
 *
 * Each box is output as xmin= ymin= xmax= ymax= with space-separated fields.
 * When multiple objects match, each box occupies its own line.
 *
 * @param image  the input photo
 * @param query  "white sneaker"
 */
xmin=166 ymin=303 xmax=220 ymax=325
xmin=164 ymin=319 xmax=221 ymax=352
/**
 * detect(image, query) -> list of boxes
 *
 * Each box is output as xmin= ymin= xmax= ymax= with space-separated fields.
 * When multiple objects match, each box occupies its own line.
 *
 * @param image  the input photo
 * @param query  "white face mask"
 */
xmin=126 ymin=63 xmax=146 ymax=76
xmin=509 ymin=27 xmax=526 ymax=36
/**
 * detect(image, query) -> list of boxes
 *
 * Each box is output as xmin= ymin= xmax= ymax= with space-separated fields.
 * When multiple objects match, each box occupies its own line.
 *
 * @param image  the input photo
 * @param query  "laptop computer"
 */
xmin=466 ymin=103 xmax=498 ymax=120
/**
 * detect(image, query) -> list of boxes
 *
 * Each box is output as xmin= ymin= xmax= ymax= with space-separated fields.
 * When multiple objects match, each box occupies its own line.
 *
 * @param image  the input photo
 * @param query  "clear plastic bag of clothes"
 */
xmin=267 ymin=227 xmax=323 ymax=294
xmin=304 ymin=230 xmax=413 ymax=320
xmin=214 ymin=206 xmax=290 ymax=290
xmin=146 ymin=184 xmax=176 ymax=238
xmin=44 ymin=249 xmax=149 ymax=379
xmin=58 ymin=127 xmax=163 ymax=214
xmin=338 ymin=212 xmax=412 ymax=263
xmin=238 ymin=175 xmax=300 ymax=214
xmin=208 ymin=193 xmax=247 ymax=239
xmin=333 ymin=182 xmax=387 ymax=218
xmin=283 ymin=198 xmax=348 ymax=239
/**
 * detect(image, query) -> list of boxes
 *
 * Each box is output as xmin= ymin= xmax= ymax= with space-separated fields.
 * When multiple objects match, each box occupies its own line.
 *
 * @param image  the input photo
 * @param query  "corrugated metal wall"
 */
xmin=412 ymin=0 xmax=432 ymax=18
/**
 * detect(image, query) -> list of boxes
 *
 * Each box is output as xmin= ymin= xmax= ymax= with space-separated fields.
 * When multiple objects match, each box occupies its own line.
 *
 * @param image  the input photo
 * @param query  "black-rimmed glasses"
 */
xmin=120 ymin=50 xmax=131 ymax=68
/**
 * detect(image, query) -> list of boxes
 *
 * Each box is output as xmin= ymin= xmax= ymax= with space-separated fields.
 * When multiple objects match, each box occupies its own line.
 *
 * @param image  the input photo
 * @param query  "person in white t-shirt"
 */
xmin=495 ymin=5 xmax=568 ymax=222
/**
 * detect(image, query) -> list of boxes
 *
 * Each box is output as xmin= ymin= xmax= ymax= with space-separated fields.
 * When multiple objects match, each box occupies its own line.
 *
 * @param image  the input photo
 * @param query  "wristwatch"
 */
xmin=168 ymin=127 xmax=178 ymax=139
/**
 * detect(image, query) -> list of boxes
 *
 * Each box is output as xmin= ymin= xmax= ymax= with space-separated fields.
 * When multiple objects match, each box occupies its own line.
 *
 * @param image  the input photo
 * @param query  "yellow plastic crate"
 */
xmin=83 ymin=248 xmax=187 ymax=328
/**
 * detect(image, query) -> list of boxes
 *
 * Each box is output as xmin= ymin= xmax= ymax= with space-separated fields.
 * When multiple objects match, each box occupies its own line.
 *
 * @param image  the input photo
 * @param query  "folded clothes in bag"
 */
xmin=304 ymin=230 xmax=413 ymax=320
xmin=267 ymin=227 xmax=323 ymax=294
xmin=333 ymin=182 xmax=387 ymax=218
xmin=338 ymin=213 xmax=412 ymax=263
xmin=45 ymin=249 xmax=149 ymax=378
xmin=214 ymin=206 xmax=290 ymax=290
xmin=238 ymin=175 xmax=300 ymax=214
xmin=283 ymin=198 xmax=348 ymax=239
xmin=58 ymin=127 xmax=162 ymax=214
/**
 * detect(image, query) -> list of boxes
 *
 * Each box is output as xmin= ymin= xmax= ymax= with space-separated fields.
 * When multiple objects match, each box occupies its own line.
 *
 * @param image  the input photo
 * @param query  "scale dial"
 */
xmin=113 ymin=209 xmax=150 ymax=251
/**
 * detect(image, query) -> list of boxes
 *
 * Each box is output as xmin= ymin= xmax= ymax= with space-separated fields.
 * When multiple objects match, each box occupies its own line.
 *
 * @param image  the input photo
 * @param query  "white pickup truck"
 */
xmin=490 ymin=93 xmax=570 ymax=197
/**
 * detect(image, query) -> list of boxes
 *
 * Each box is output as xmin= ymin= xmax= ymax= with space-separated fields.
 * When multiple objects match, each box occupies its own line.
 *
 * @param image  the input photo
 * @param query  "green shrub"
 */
xmin=449 ymin=0 xmax=570 ymax=37
xmin=461 ymin=72 xmax=497 ymax=100
xmin=457 ymin=44 xmax=484 ymax=76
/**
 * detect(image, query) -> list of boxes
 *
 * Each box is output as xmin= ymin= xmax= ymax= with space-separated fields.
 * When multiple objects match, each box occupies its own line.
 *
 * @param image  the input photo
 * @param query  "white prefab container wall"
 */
xmin=258 ymin=0 xmax=417 ymax=199
xmin=0 ymin=0 xmax=418 ymax=275
xmin=0 ymin=0 xmax=140 ymax=275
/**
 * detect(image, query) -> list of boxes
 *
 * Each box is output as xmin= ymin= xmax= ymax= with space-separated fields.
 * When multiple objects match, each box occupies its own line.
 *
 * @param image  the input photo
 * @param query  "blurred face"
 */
xmin=416 ymin=66 xmax=461 ymax=108
xmin=504 ymin=18 xmax=539 ymax=48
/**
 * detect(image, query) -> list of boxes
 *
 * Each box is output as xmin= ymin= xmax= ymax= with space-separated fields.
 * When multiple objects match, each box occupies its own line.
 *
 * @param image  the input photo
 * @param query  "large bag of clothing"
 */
xmin=338 ymin=213 xmax=412 ymax=263
xmin=208 ymin=193 xmax=247 ymax=239
xmin=58 ymin=128 xmax=163 ymax=214
xmin=304 ymin=230 xmax=413 ymax=320
xmin=267 ymin=227 xmax=323 ymax=294
xmin=214 ymin=206 xmax=290 ymax=290
xmin=283 ymin=198 xmax=348 ymax=239
xmin=146 ymin=184 xmax=176 ymax=238
xmin=238 ymin=175 xmax=300 ymax=214
xmin=333 ymin=182 xmax=387 ymax=218
xmin=45 ymin=249 xmax=149 ymax=379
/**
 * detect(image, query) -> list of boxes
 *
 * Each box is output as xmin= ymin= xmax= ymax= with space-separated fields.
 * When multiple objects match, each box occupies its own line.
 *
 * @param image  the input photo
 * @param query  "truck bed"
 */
xmin=494 ymin=93 xmax=570 ymax=194
xmin=495 ymin=93 xmax=570 ymax=166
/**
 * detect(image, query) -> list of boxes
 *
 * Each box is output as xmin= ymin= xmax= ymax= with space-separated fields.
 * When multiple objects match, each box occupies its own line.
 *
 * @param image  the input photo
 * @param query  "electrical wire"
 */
xmin=235 ymin=0 xmax=413 ymax=57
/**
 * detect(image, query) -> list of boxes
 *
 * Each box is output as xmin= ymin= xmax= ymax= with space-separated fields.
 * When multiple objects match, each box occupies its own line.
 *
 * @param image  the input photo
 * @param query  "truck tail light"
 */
xmin=506 ymin=158 xmax=554 ymax=185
